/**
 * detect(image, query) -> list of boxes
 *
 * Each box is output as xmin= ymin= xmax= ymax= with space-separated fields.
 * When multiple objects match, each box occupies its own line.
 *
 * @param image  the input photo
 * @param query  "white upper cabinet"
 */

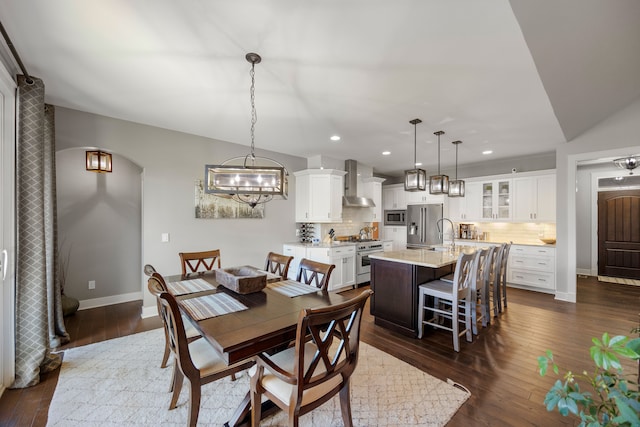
xmin=405 ymin=190 xmax=444 ymax=206
xmin=481 ymin=179 xmax=512 ymax=220
xmin=448 ymin=181 xmax=482 ymax=221
xmin=294 ymin=169 xmax=346 ymax=223
xmin=362 ymin=177 xmax=385 ymax=222
xmin=513 ymin=174 xmax=556 ymax=222
xmin=382 ymin=184 xmax=406 ymax=210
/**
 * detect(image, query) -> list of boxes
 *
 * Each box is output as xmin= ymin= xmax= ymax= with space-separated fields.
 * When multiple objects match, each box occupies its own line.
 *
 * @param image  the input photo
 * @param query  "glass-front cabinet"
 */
xmin=481 ymin=180 xmax=511 ymax=220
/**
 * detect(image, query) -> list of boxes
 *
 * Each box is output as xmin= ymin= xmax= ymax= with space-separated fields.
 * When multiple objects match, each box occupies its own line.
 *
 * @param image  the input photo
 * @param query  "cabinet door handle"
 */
xmin=538 ymin=278 xmax=547 ymax=282
xmin=515 ymin=275 xmax=524 ymax=279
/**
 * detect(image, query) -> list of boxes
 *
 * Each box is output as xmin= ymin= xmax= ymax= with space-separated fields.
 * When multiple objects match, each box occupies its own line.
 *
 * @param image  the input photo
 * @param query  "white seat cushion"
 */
xmin=419 ymin=279 xmax=455 ymax=299
xmin=249 ymin=342 xmax=343 ymax=406
xmin=189 ymin=339 xmax=242 ymax=376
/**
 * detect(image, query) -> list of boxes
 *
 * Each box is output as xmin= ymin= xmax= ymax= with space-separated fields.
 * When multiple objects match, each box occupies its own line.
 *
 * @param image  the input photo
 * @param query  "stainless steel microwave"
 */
xmin=384 ymin=209 xmax=406 ymax=226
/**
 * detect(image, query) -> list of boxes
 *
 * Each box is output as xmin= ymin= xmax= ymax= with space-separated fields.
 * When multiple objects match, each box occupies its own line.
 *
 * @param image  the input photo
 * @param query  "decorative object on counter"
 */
xmin=195 ymin=180 xmax=265 ymax=219
xmin=404 ymin=118 xmax=427 ymax=192
xmin=429 ymin=130 xmax=449 ymax=194
xmin=539 ymin=237 xmax=556 ymax=244
xmin=613 ymin=155 xmax=639 ymax=175
xmin=448 ymin=140 xmax=465 ymax=197
xmin=215 ymin=266 xmax=267 ymax=294
xmin=299 ymin=223 xmax=315 ymax=243
xmin=204 ymin=52 xmax=288 ymax=208
xmin=85 ymin=150 xmax=112 ymax=173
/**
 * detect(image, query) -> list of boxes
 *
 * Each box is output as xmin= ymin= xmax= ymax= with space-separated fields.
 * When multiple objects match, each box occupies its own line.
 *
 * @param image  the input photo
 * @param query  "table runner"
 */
xmin=166 ymin=278 xmax=214 ymax=295
xmin=268 ymin=279 xmax=320 ymax=297
xmin=180 ymin=293 xmax=248 ymax=321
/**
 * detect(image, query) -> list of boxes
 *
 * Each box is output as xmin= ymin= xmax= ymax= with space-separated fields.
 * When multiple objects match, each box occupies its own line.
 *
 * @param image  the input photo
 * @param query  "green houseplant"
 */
xmin=538 ymin=331 xmax=640 ymax=426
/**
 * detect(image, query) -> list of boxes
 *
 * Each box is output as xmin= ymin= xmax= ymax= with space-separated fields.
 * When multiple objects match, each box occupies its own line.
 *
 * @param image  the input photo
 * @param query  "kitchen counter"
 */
xmin=452 ymin=238 xmax=556 ymax=247
xmin=283 ymin=241 xmax=356 ymax=249
xmin=369 ymin=248 xmax=466 ymax=268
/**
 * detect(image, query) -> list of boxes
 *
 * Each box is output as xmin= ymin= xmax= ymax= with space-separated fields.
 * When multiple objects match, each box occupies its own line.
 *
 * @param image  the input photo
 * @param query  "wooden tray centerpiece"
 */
xmin=216 ymin=266 xmax=267 ymax=294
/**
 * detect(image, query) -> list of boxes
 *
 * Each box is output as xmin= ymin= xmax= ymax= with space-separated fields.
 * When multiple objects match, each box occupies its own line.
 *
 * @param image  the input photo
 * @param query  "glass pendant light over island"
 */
xmin=429 ymin=130 xmax=449 ymax=194
xmin=448 ymin=140 xmax=465 ymax=197
xmin=404 ymin=118 xmax=427 ymax=192
xmin=204 ymin=53 xmax=288 ymax=208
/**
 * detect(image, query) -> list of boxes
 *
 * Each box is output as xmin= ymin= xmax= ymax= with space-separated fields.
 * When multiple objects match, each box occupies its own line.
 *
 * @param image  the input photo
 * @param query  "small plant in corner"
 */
xmin=537 ymin=331 xmax=640 ymax=426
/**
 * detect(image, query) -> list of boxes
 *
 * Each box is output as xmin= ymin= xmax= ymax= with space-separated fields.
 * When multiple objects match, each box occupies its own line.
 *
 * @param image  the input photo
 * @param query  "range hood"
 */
xmin=343 ymin=159 xmax=376 ymax=208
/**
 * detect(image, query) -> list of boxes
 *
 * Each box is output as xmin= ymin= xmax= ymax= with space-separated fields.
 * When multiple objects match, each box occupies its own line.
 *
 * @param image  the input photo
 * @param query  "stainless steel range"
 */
xmin=355 ymin=240 xmax=384 ymax=285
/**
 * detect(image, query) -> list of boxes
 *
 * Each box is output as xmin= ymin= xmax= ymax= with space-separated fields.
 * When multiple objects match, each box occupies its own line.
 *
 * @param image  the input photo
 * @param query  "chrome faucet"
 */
xmin=436 ymin=218 xmax=456 ymax=251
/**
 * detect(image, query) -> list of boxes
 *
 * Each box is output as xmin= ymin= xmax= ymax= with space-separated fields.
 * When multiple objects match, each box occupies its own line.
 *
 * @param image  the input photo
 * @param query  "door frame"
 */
xmin=0 ymin=63 xmax=16 ymax=395
xmin=590 ymin=169 xmax=640 ymax=276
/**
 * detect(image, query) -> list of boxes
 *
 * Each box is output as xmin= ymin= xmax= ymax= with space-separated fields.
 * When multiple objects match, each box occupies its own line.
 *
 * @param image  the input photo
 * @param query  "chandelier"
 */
xmin=613 ymin=155 xmax=639 ymax=175
xmin=404 ymin=118 xmax=427 ymax=191
xmin=204 ymin=53 xmax=288 ymax=208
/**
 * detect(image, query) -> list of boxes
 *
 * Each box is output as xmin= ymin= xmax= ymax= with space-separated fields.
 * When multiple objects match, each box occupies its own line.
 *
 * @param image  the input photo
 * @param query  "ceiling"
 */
xmin=1 ymin=1 xmax=639 ymax=177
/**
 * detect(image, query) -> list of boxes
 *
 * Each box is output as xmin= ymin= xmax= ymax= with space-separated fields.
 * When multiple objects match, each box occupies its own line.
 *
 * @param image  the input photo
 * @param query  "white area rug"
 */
xmin=47 ymin=329 xmax=470 ymax=426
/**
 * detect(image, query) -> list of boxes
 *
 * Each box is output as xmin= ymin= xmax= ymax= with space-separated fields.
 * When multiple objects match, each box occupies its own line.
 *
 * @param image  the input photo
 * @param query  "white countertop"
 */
xmin=452 ymin=238 xmax=556 ymax=247
xmin=369 ymin=247 xmax=475 ymax=268
xmin=284 ymin=241 xmax=357 ymax=248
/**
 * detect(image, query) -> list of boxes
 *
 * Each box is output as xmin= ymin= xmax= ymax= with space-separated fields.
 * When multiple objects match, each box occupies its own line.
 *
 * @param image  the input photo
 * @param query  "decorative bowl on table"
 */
xmin=539 ymin=237 xmax=556 ymax=244
xmin=216 ymin=266 xmax=267 ymax=294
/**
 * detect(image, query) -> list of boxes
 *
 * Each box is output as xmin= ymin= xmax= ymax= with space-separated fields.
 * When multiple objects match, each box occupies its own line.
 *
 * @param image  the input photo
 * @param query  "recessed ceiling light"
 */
xmin=415 ymin=162 xmax=422 ymax=166
xmin=330 ymin=135 xmax=341 ymax=141
xmin=482 ymin=150 xmax=493 ymax=155
xmin=382 ymin=151 xmax=391 ymax=156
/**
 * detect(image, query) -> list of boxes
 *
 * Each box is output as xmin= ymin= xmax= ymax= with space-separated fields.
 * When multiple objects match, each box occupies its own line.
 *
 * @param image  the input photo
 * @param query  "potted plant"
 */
xmin=538 ymin=330 xmax=640 ymax=426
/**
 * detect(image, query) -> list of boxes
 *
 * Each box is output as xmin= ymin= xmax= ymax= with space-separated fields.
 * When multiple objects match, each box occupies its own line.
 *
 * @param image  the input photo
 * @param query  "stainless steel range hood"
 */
xmin=343 ymin=160 xmax=376 ymax=208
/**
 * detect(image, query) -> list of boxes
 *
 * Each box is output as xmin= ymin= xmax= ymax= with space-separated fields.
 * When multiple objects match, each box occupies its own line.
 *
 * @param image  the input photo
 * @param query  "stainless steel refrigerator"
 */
xmin=406 ymin=203 xmax=443 ymax=248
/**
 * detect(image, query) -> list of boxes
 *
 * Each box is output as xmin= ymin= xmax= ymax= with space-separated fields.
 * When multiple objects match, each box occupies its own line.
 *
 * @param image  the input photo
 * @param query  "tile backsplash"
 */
xmin=459 ymin=222 xmax=556 ymax=245
xmin=298 ymin=208 xmax=375 ymax=241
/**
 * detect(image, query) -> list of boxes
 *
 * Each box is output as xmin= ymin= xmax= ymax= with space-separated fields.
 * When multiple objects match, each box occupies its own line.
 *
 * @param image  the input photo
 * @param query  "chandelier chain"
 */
xmin=249 ymin=61 xmax=257 ymax=161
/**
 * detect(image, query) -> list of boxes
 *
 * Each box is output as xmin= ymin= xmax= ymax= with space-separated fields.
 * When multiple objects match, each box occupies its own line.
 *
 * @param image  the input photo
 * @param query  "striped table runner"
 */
xmin=180 ymin=293 xmax=248 ymax=321
xmin=268 ymin=280 xmax=320 ymax=297
xmin=167 ymin=278 xmax=213 ymax=296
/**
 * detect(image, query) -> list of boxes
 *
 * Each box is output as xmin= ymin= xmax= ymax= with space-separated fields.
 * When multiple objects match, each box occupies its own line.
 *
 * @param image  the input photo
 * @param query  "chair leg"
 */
xmin=339 ymin=380 xmax=354 ymax=427
xmin=169 ymin=366 xmax=183 ymax=410
xmin=250 ymin=374 xmax=262 ymax=427
xmin=168 ymin=363 xmax=176 ymax=392
xmin=161 ymin=338 xmax=171 ymax=369
xmin=452 ymin=301 xmax=460 ymax=352
xmin=417 ymin=290 xmax=425 ymax=339
xmin=187 ymin=381 xmax=201 ymax=427
xmin=464 ymin=299 xmax=473 ymax=343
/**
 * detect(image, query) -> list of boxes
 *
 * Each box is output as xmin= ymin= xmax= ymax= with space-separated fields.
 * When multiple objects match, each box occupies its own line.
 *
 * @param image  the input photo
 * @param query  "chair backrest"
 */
xmin=157 ymin=289 xmax=199 ymax=378
xmin=296 ymin=258 xmax=335 ymax=291
xmin=143 ymin=264 xmax=157 ymax=277
xmin=452 ymin=251 xmax=475 ymax=299
xmin=480 ymin=246 xmax=496 ymax=289
xmin=500 ymin=242 xmax=512 ymax=283
xmin=469 ymin=247 xmax=489 ymax=293
xmin=292 ymin=289 xmax=373 ymax=403
xmin=179 ymin=249 xmax=221 ymax=276
xmin=490 ymin=244 xmax=506 ymax=285
xmin=264 ymin=252 xmax=294 ymax=278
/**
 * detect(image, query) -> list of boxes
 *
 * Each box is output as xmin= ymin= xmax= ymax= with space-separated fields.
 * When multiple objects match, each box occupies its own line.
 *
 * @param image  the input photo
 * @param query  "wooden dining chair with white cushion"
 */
xmin=264 ymin=252 xmax=294 ymax=280
xmin=157 ymin=289 xmax=254 ymax=427
xmin=145 ymin=264 xmax=202 ymax=369
xmin=417 ymin=251 xmax=474 ymax=352
xmin=296 ymin=258 xmax=335 ymax=291
xmin=249 ymin=289 xmax=373 ymax=427
xmin=179 ymin=249 xmax=221 ymax=277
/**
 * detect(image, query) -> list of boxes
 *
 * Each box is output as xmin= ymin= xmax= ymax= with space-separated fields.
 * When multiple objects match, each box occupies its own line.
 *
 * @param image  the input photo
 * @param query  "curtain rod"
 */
xmin=0 ymin=20 xmax=34 ymax=84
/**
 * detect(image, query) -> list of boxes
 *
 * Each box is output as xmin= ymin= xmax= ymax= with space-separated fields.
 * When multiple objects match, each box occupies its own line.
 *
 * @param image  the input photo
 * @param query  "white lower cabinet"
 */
xmin=283 ymin=244 xmax=356 ymax=291
xmin=507 ymin=245 xmax=555 ymax=291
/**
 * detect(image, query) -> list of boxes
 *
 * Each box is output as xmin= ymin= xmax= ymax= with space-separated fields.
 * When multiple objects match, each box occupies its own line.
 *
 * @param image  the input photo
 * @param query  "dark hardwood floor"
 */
xmin=1 ymin=276 xmax=639 ymax=426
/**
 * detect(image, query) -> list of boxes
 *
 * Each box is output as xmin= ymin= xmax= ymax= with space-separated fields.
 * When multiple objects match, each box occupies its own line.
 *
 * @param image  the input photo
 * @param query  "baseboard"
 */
xmin=554 ymin=291 xmax=576 ymax=303
xmin=576 ymin=268 xmax=592 ymax=276
xmin=78 ymin=292 xmax=142 ymax=311
xmin=141 ymin=305 xmax=158 ymax=319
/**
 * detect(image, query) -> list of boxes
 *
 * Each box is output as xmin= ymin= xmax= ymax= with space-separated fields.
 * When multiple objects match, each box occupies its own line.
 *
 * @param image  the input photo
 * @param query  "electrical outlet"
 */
xmin=295 ymin=229 xmax=300 ymax=237
xmin=88 ymin=280 xmax=95 ymax=290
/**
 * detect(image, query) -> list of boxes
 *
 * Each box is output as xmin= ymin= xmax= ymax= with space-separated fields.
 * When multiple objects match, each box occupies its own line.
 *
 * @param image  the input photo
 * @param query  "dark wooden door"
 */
xmin=597 ymin=190 xmax=640 ymax=279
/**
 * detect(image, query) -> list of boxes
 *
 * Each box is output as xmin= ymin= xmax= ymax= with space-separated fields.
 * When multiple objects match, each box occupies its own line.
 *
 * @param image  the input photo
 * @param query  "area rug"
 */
xmin=47 ymin=329 xmax=470 ymax=426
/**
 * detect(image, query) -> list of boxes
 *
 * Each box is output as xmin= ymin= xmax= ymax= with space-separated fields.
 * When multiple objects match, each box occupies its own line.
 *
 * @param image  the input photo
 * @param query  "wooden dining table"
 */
xmin=163 ymin=269 xmax=353 ymax=426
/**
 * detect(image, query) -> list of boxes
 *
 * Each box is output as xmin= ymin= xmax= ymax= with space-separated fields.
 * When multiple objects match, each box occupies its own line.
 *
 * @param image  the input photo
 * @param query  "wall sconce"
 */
xmin=613 ymin=155 xmax=639 ymax=175
xmin=85 ymin=150 xmax=112 ymax=173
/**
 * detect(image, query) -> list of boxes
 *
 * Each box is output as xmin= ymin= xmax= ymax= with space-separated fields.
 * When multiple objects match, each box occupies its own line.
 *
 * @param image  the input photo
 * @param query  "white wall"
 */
xmin=55 ymin=107 xmax=306 ymax=314
xmin=556 ymin=96 xmax=640 ymax=302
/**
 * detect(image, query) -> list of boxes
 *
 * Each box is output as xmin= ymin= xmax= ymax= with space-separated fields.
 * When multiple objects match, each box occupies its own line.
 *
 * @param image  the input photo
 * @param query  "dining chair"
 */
xmin=249 ymin=289 xmax=373 ymax=427
xmin=417 ymin=251 xmax=474 ymax=352
xmin=478 ymin=246 xmax=496 ymax=328
xmin=296 ymin=258 xmax=335 ymax=291
xmin=263 ymin=252 xmax=294 ymax=279
xmin=179 ymin=249 xmax=221 ymax=277
xmin=144 ymin=264 xmax=202 ymax=370
xmin=156 ymin=289 xmax=254 ymax=427
xmin=468 ymin=247 xmax=490 ymax=335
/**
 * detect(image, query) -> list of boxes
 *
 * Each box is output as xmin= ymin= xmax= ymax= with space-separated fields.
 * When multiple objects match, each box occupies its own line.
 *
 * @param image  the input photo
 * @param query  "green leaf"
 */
xmin=613 ymin=397 xmax=640 ymax=425
xmin=538 ymin=356 xmax=549 ymax=376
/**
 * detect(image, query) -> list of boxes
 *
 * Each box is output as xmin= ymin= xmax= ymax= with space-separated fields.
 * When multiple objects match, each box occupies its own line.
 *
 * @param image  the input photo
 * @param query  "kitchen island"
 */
xmin=368 ymin=248 xmax=469 ymax=337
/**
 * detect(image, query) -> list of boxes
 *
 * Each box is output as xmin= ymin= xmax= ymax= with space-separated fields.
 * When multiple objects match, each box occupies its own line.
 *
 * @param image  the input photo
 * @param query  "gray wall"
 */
xmin=57 ymin=149 xmax=142 ymax=302
xmin=556 ymin=96 xmax=640 ymax=302
xmin=55 ymin=107 xmax=307 ymax=313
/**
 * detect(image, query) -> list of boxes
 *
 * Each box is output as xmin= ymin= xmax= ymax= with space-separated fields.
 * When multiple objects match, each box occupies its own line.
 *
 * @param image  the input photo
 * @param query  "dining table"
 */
xmin=163 ymin=267 xmax=354 ymax=426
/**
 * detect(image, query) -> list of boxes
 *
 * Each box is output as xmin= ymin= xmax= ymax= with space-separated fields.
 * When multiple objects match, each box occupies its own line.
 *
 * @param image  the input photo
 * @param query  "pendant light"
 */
xmin=205 ymin=53 xmax=289 ymax=208
xmin=404 ymin=118 xmax=427 ymax=192
xmin=85 ymin=150 xmax=112 ymax=173
xmin=448 ymin=140 xmax=465 ymax=197
xmin=429 ymin=130 xmax=449 ymax=194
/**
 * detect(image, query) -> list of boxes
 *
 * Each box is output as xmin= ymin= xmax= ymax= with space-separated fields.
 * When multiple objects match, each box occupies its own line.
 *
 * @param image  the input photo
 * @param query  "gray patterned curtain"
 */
xmin=12 ymin=75 xmax=69 ymax=388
